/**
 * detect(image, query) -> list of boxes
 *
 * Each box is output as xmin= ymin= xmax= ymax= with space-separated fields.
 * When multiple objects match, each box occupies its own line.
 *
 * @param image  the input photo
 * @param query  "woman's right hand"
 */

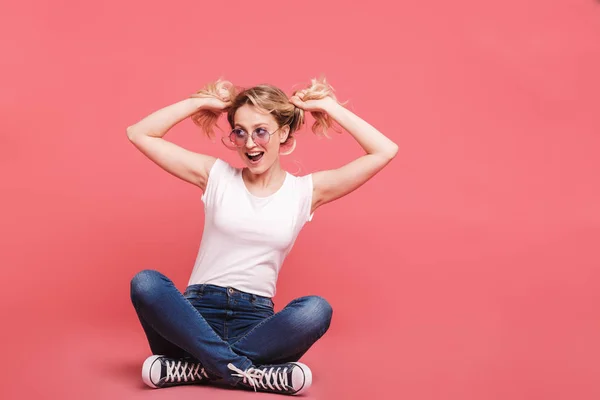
xmin=188 ymin=79 xmax=236 ymax=138
xmin=190 ymin=80 xmax=234 ymax=112
xmin=190 ymin=94 xmax=232 ymax=113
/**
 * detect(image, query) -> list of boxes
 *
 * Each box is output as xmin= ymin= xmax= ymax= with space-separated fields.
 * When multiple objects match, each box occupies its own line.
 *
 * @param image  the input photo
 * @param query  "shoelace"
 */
xmin=227 ymin=363 xmax=291 ymax=392
xmin=165 ymin=359 xmax=209 ymax=383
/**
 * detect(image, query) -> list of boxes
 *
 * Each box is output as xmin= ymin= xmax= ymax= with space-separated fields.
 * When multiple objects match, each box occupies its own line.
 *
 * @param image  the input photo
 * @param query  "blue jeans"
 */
xmin=130 ymin=269 xmax=333 ymax=385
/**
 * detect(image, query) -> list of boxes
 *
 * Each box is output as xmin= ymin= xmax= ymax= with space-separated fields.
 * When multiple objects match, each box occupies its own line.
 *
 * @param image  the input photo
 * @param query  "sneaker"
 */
xmin=142 ymin=355 xmax=211 ymax=388
xmin=227 ymin=362 xmax=312 ymax=395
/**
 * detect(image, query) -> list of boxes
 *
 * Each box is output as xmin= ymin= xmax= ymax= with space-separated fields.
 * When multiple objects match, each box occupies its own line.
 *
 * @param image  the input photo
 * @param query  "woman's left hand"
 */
xmin=289 ymin=92 xmax=337 ymax=113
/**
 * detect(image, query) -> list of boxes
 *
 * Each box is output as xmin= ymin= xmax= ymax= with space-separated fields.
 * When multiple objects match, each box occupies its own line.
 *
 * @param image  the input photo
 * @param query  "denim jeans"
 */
xmin=130 ymin=269 xmax=333 ymax=385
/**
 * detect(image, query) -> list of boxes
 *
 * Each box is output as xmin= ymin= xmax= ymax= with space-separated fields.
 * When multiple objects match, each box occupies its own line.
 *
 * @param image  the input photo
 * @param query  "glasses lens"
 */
xmin=254 ymin=128 xmax=270 ymax=145
xmin=230 ymin=129 xmax=247 ymax=147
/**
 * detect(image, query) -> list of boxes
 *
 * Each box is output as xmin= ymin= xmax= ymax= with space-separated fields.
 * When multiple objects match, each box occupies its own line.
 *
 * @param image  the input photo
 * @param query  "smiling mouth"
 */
xmin=246 ymin=151 xmax=264 ymax=162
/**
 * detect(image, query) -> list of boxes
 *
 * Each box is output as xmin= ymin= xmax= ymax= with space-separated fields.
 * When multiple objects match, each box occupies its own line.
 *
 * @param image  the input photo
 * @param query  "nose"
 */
xmin=245 ymin=134 xmax=256 ymax=148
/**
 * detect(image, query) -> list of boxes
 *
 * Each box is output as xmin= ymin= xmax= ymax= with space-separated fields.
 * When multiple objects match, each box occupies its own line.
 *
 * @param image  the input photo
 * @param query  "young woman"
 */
xmin=127 ymin=77 xmax=398 ymax=396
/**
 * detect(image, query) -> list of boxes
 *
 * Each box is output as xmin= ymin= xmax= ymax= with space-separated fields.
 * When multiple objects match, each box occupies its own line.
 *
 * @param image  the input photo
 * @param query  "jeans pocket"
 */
xmin=251 ymin=300 xmax=274 ymax=316
xmin=183 ymin=290 xmax=203 ymax=302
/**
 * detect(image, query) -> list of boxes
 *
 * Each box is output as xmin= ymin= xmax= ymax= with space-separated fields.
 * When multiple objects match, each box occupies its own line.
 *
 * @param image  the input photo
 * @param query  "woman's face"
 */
xmin=232 ymin=104 xmax=288 ymax=174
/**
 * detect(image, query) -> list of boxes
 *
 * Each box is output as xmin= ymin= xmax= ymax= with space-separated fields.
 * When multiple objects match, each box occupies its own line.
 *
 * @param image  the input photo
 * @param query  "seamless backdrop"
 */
xmin=1 ymin=1 xmax=599 ymax=399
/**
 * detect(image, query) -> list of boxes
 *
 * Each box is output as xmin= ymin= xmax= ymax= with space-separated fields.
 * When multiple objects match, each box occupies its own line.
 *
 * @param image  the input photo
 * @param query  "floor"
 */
xmin=5 ymin=311 xmax=386 ymax=399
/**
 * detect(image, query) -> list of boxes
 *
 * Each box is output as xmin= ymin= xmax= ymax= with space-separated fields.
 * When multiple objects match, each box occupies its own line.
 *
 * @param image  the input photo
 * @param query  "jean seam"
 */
xmin=228 ymin=299 xmax=299 ymax=348
xmin=229 ymin=312 xmax=279 ymax=349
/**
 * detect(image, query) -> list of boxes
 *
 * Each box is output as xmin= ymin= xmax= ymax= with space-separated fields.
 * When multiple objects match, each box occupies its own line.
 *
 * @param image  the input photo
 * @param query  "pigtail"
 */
xmin=190 ymin=78 xmax=238 ymax=140
xmin=292 ymin=76 xmax=346 ymax=138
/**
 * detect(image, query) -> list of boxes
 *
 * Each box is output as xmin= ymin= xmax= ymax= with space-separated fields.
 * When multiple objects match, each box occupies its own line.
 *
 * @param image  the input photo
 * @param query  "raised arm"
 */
xmin=289 ymin=95 xmax=398 ymax=214
xmin=126 ymin=97 xmax=225 ymax=192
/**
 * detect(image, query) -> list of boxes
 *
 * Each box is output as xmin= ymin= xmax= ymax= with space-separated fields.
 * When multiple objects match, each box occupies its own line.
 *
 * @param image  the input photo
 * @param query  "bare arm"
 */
xmin=290 ymin=96 xmax=398 ymax=213
xmin=126 ymin=98 xmax=218 ymax=191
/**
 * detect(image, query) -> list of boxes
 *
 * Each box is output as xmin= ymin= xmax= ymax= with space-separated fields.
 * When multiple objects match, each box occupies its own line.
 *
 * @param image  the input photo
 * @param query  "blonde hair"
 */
xmin=190 ymin=76 xmax=344 ymax=149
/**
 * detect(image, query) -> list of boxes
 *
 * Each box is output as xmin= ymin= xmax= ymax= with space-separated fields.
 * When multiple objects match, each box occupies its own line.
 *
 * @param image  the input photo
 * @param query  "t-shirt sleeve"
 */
xmin=201 ymin=158 xmax=231 ymax=208
xmin=299 ymin=173 xmax=315 ymax=223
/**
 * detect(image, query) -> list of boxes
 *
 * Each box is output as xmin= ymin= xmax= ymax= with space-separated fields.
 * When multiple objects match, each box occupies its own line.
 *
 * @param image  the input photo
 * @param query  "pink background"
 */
xmin=2 ymin=0 xmax=599 ymax=399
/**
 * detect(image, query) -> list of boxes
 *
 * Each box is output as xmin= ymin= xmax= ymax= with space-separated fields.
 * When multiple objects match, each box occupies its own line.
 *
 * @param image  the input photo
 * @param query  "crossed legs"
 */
xmin=130 ymin=270 xmax=332 ymax=386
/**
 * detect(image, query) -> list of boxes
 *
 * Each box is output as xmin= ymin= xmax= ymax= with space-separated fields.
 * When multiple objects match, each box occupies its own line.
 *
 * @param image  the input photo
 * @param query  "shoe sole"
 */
xmin=289 ymin=362 xmax=312 ymax=395
xmin=142 ymin=355 xmax=163 ymax=388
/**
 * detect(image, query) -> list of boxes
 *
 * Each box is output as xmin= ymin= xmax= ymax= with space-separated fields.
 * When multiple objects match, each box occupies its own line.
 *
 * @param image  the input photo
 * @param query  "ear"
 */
xmin=279 ymin=125 xmax=290 ymax=143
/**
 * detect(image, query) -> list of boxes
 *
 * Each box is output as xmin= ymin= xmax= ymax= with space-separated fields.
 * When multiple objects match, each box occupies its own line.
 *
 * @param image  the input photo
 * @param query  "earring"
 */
xmin=279 ymin=137 xmax=296 ymax=155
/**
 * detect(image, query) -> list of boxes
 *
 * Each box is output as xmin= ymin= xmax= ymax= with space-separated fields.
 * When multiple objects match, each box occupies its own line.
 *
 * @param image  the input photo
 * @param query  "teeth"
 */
xmin=247 ymin=152 xmax=262 ymax=156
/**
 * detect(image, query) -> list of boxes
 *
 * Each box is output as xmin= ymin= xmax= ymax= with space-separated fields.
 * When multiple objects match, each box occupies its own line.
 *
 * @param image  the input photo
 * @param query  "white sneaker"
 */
xmin=227 ymin=362 xmax=312 ymax=395
xmin=142 ymin=355 xmax=210 ymax=388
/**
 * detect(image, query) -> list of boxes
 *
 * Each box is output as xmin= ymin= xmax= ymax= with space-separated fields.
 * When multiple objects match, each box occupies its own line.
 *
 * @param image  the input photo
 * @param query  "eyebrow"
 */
xmin=234 ymin=122 xmax=269 ymax=130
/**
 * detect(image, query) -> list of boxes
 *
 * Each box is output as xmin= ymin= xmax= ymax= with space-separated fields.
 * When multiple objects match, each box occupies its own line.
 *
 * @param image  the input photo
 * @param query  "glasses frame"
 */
xmin=228 ymin=126 xmax=283 ymax=148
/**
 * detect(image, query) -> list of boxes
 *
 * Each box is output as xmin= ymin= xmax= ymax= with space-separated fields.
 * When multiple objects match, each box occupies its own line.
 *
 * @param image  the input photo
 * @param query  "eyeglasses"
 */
xmin=228 ymin=126 xmax=282 ymax=148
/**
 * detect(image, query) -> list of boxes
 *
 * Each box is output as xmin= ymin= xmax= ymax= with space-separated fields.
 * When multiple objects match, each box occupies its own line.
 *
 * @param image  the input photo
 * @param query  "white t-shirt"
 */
xmin=187 ymin=158 xmax=315 ymax=297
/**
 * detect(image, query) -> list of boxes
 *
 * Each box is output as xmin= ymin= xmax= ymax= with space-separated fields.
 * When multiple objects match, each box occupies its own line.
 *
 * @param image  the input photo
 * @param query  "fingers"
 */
xmin=217 ymin=87 xmax=231 ymax=102
xmin=291 ymin=90 xmax=307 ymax=101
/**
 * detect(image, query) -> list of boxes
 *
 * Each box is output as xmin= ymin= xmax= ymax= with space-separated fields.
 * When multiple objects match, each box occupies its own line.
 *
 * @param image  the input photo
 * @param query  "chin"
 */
xmin=241 ymin=155 xmax=267 ymax=172
xmin=247 ymin=162 xmax=269 ymax=174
